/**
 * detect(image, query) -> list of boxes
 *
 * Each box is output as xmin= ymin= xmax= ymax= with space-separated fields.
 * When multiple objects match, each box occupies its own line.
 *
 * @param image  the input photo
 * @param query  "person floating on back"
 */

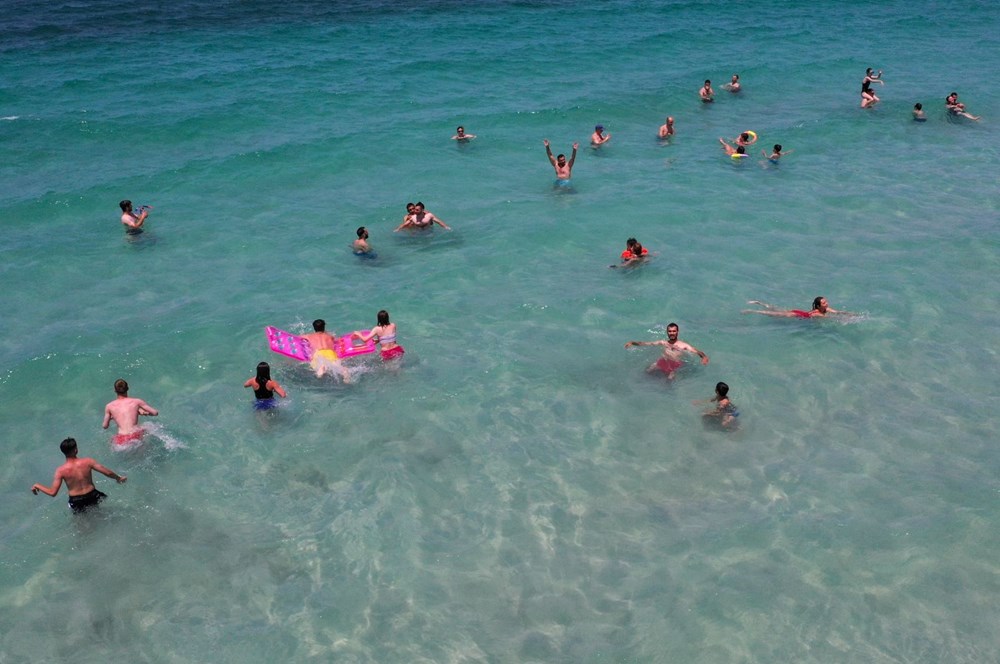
xmin=30 ymin=437 xmax=127 ymax=513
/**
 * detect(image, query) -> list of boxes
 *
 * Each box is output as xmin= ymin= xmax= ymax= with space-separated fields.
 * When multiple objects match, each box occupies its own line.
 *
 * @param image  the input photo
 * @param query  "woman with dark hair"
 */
xmin=352 ymin=310 xmax=405 ymax=361
xmin=244 ymin=361 xmax=287 ymax=410
xmin=742 ymin=297 xmax=854 ymax=319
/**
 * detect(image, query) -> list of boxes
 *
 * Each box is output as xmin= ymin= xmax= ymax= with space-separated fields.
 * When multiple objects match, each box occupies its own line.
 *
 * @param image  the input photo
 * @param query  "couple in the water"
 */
xmin=395 ymin=202 xmax=451 ymax=231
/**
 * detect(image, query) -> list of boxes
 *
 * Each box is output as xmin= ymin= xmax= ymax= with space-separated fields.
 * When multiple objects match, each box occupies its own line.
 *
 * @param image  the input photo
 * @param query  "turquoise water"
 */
xmin=2 ymin=1 xmax=998 ymax=661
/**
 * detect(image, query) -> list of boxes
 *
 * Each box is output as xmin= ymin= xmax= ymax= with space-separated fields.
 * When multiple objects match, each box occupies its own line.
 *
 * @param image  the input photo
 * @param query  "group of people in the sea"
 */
xmin=37 ymin=67 xmax=978 ymax=516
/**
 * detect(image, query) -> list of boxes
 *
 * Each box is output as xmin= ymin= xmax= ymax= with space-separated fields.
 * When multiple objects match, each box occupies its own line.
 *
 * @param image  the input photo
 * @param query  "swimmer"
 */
xmin=394 ymin=203 xmax=417 ymax=231
xmin=351 ymin=309 xmax=405 ymax=361
xmin=102 ymin=379 xmax=158 ymax=446
xmin=723 ymin=74 xmax=741 ymax=93
xmin=861 ymin=68 xmax=884 ymax=109
xmin=353 ymin=226 xmax=372 ymax=254
xmin=762 ymin=143 xmax=792 ymax=161
xmin=719 ymin=138 xmax=749 ymax=159
xmin=742 ymin=297 xmax=855 ymax=318
xmin=303 ymin=319 xmax=352 ymax=381
xmin=912 ymin=103 xmax=927 ymax=122
xmin=408 ymin=202 xmax=451 ymax=230
xmin=591 ymin=124 xmax=611 ymax=147
xmin=698 ymin=382 xmax=739 ymax=429
xmin=119 ymin=200 xmax=149 ymax=234
xmin=244 ymin=361 xmax=287 ymax=410
xmin=624 ymin=322 xmax=709 ymax=380
xmin=452 ymin=125 xmax=476 ymax=141
xmin=619 ymin=237 xmax=649 ymax=266
xmin=658 ymin=116 xmax=675 ymax=139
xmin=735 ymin=131 xmax=758 ymax=147
xmin=700 ymin=79 xmax=714 ymax=103
xmin=544 ymin=138 xmax=578 ymax=182
xmin=30 ymin=438 xmax=126 ymax=513
xmin=945 ymin=92 xmax=980 ymax=121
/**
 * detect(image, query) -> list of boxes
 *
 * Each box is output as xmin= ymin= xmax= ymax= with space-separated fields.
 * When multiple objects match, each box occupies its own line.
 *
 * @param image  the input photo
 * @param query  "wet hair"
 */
xmin=255 ymin=362 xmax=271 ymax=386
xmin=119 ymin=200 xmax=131 ymax=212
xmin=715 ymin=382 xmax=729 ymax=398
xmin=704 ymin=79 xmax=711 ymax=85
xmin=667 ymin=322 xmax=679 ymax=331
xmin=377 ymin=310 xmax=390 ymax=326
xmin=557 ymin=154 xmax=566 ymax=160
xmin=626 ymin=237 xmax=638 ymax=248
xmin=114 ymin=379 xmax=129 ymax=395
xmin=773 ymin=144 xmax=782 ymax=152
xmin=456 ymin=126 xmax=464 ymax=132
xmin=356 ymin=226 xmax=367 ymax=238
xmin=633 ymin=242 xmax=644 ymax=254
xmin=732 ymin=74 xmax=739 ymax=80
xmin=740 ymin=132 xmax=750 ymax=141
xmin=812 ymin=296 xmax=824 ymax=310
xmin=60 ymin=437 xmax=78 ymax=456
xmin=313 ymin=319 xmax=326 ymax=332
xmin=736 ymin=146 xmax=745 ymax=154
xmin=914 ymin=103 xmax=922 ymax=110
xmin=406 ymin=202 xmax=415 ymax=210
xmin=415 ymin=202 xmax=425 ymax=210
xmin=866 ymin=68 xmax=873 ymax=75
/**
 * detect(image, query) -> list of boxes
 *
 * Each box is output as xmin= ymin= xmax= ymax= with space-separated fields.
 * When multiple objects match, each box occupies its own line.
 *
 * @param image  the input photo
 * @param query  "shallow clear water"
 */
xmin=2 ymin=1 xmax=998 ymax=661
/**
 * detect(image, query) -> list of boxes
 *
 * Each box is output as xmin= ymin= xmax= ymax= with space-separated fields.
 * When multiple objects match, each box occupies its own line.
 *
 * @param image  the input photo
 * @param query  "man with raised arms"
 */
xmin=624 ymin=322 xmax=709 ymax=379
xmin=543 ymin=139 xmax=578 ymax=183
xmin=31 ymin=437 xmax=127 ymax=513
xmin=103 ymin=378 xmax=158 ymax=446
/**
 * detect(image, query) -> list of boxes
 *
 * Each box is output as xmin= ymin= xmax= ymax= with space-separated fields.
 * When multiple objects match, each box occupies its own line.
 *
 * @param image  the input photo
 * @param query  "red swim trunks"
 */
xmin=791 ymin=310 xmax=812 ymax=318
xmin=655 ymin=357 xmax=684 ymax=374
xmin=112 ymin=430 xmax=144 ymax=447
xmin=381 ymin=345 xmax=405 ymax=361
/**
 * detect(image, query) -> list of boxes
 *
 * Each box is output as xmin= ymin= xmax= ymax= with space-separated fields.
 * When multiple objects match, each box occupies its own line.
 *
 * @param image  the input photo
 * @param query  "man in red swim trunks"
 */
xmin=102 ymin=378 xmax=158 ymax=446
xmin=624 ymin=322 xmax=710 ymax=379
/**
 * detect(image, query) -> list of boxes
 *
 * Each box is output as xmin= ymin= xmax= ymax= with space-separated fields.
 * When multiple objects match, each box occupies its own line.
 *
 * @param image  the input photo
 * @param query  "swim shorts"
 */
xmin=655 ymin=358 xmax=684 ymax=374
xmin=112 ymin=430 xmax=144 ymax=446
xmin=68 ymin=488 xmax=108 ymax=514
xmin=254 ymin=398 xmax=277 ymax=411
xmin=381 ymin=345 xmax=405 ymax=361
xmin=310 ymin=348 xmax=340 ymax=369
xmin=554 ymin=179 xmax=571 ymax=187
xmin=792 ymin=310 xmax=812 ymax=318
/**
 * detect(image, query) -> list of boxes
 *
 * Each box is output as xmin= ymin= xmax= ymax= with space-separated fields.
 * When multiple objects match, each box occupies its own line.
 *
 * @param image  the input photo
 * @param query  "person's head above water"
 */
xmin=60 ymin=437 xmax=78 ymax=457
xmin=595 ymin=125 xmax=604 ymax=132
xmin=812 ymin=296 xmax=827 ymax=311
xmin=377 ymin=310 xmax=390 ymax=326
xmin=313 ymin=319 xmax=326 ymax=332
xmin=255 ymin=361 xmax=272 ymax=385
xmin=119 ymin=200 xmax=132 ymax=212
xmin=415 ymin=202 xmax=425 ymax=211
xmin=456 ymin=126 xmax=464 ymax=134
xmin=666 ymin=323 xmax=679 ymax=338
xmin=736 ymin=146 xmax=745 ymax=154
xmin=773 ymin=144 xmax=782 ymax=153
xmin=715 ymin=381 xmax=729 ymax=398
xmin=356 ymin=226 xmax=368 ymax=238
xmin=114 ymin=378 xmax=129 ymax=395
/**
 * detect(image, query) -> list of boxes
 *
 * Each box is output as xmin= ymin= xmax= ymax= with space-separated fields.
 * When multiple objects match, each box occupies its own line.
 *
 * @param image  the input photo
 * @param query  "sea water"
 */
xmin=1 ymin=1 xmax=998 ymax=661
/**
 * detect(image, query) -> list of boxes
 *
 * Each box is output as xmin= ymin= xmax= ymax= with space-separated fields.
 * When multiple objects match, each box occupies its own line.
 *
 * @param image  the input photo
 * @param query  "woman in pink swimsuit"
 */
xmin=742 ymin=297 xmax=853 ymax=318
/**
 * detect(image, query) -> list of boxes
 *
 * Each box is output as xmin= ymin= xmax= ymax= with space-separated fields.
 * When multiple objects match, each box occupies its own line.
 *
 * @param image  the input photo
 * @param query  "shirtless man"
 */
xmin=303 ymin=319 xmax=351 ymax=381
xmin=119 ymin=200 xmax=150 ymax=234
xmin=409 ymin=202 xmax=451 ymax=230
xmin=945 ymin=92 xmax=980 ymax=121
xmin=452 ymin=126 xmax=476 ymax=141
xmin=353 ymin=226 xmax=372 ymax=254
xmin=700 ymin=80 xmax=714 ymax=103
xmin=543 ymin=139 xmax=578 ymax=183
xmin=762 ymin=143 xmax=792 ymax=162
xmin=394 ymin=203 xmax=417 ymax=231
xmin=658 ymin=116 xmax=675 ymax=139
xmin=624 ymin=322 xmax=709 ymax=379
xmin=591 ymin=124 xmax=611 ymax=147
xmin=719 ymin=138 xmax=749 ymax=160
xmin=723 ymin=74 xmax=741 ymax=93
xmin=102 ymin=379 xmax=158 ymax=446
xmin=31 ymin=438 xmax=126 ymax=513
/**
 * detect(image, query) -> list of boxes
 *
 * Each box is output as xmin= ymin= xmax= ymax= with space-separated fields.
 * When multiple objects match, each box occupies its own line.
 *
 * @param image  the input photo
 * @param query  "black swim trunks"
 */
xmin=67 ymin=488 xmax=108 ymax=513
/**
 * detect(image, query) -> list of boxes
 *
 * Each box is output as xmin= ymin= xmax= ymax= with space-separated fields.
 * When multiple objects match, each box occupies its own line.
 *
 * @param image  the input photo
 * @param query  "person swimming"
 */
xmin=352 ymin=309 xmax=404 ymax=361
xmin=700 ymin=382 xmax=739 ymax=429
xmin=742 ymin=297 xmax=854 ymax=318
